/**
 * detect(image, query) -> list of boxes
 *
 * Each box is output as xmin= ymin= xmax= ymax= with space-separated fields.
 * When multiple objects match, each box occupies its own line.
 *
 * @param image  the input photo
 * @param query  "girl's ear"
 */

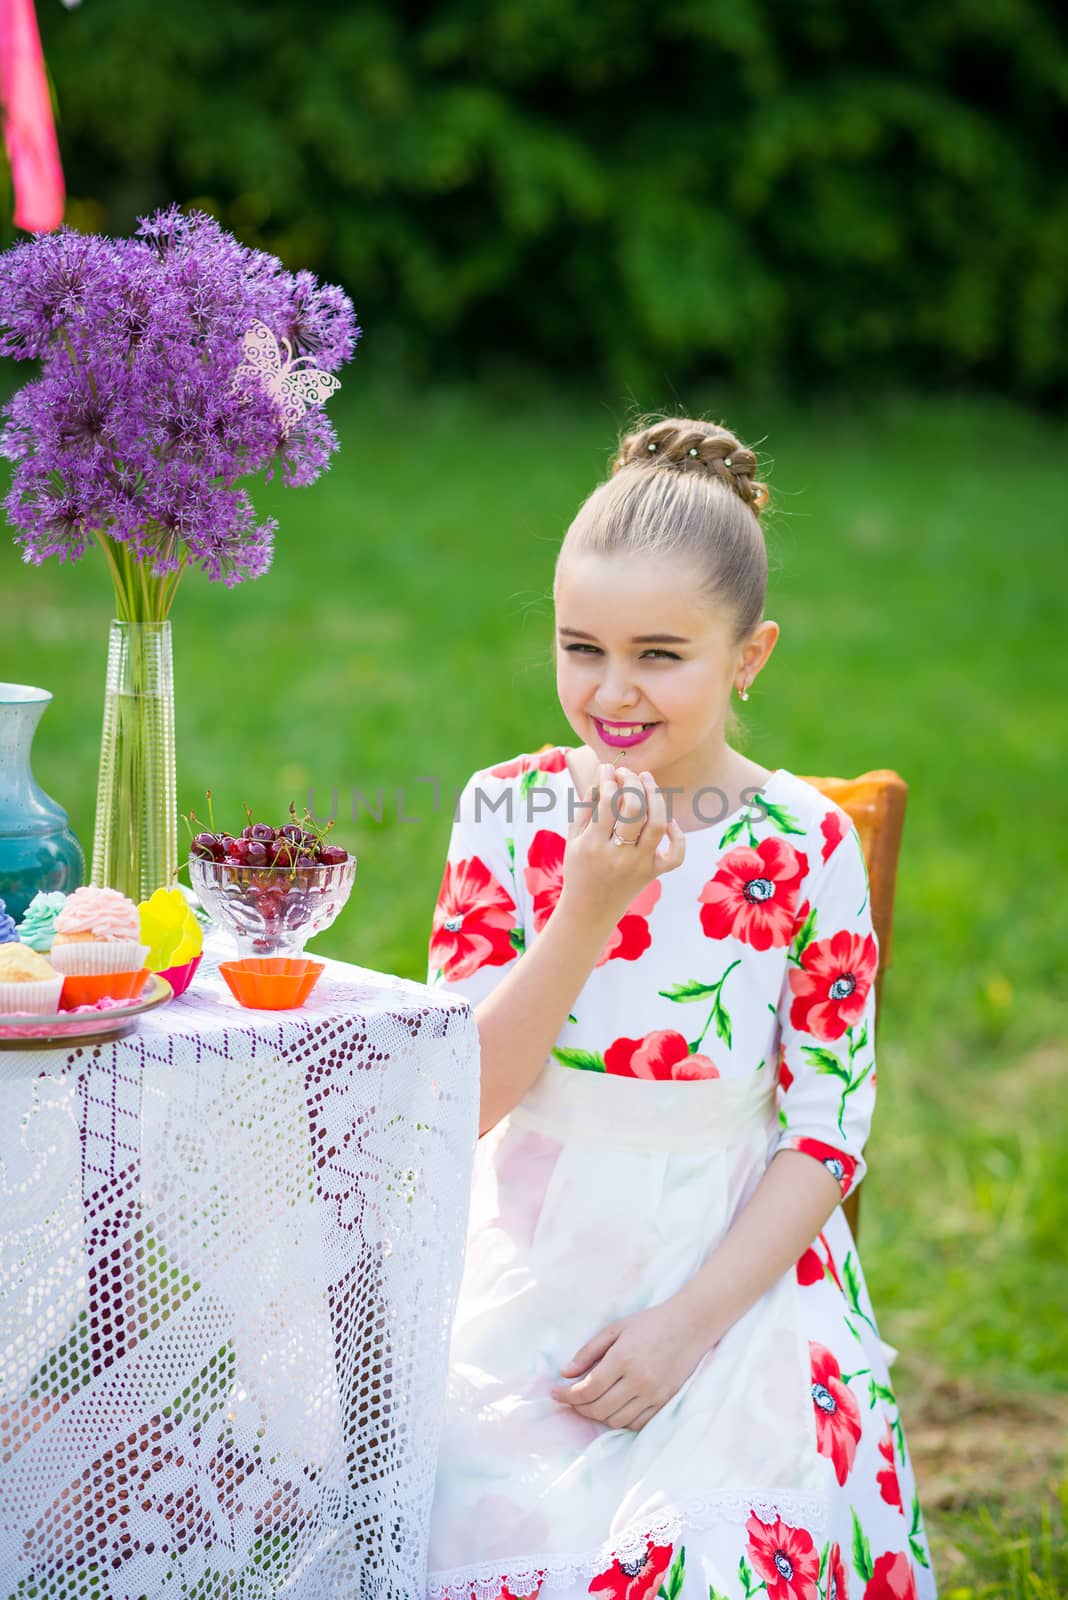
xmin=738 ymin=619 xmax=780 ymax=683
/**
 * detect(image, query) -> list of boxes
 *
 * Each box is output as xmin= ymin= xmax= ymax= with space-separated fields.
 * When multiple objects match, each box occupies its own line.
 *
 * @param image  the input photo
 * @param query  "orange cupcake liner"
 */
xmin=60 ymin=968 xmax=151 ymax=1009
xmin=218 ymin=957 xmax=324 ymax=1011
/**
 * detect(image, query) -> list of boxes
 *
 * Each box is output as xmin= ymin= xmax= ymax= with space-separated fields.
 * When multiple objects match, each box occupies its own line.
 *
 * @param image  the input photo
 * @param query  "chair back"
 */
xmin=795 ymin=770 xmax=909 ymax=1239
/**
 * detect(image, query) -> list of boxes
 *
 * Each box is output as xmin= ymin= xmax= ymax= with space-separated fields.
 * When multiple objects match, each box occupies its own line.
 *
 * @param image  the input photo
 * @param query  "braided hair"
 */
xmin=612 ymin=419 xmax=769 ymax=514
xmin=555 ymin=416 xmax=771 ymax=656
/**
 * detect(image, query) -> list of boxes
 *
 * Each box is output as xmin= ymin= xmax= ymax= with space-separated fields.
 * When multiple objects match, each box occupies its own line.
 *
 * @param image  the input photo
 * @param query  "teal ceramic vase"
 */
xmin=0 ymin=683 xmax=85 ymax=922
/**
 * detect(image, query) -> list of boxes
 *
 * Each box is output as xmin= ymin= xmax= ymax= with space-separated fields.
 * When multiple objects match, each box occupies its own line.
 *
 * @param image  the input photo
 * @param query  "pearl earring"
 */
xmin=738 ymin=682 xmax=750 ymax=701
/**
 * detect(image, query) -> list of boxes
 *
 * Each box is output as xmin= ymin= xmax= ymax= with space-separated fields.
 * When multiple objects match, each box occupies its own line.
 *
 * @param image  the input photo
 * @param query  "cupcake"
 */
xmin=0 ymin=943 xmax=65 ymax=1015
xmin=0 ymin=897 xmax=18 ymax=945
xmin=15 ymin=890 xmax=67 ymax=953
xmin=49 ymin=886 xmax=149 ymax=977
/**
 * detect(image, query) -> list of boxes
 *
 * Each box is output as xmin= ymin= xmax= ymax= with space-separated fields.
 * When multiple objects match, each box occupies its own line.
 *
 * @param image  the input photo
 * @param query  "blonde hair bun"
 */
xmin=613 ymin=418 xmax=769 ymax=513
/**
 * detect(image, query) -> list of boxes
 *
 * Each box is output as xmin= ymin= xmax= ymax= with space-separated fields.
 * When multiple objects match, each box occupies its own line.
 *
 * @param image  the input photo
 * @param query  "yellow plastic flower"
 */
xmin=138 ymin=888 xmax=204 ymax=972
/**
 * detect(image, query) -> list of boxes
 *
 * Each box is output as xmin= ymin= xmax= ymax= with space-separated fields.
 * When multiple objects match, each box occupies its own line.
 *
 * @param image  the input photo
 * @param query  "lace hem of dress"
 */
xmin=427 ymin=1489 xmax=829 ymax=1599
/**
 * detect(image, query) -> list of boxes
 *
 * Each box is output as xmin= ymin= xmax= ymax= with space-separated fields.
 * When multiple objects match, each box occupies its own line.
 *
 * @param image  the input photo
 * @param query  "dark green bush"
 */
xmin=20 ymin=0 xmax=1068 ymax=397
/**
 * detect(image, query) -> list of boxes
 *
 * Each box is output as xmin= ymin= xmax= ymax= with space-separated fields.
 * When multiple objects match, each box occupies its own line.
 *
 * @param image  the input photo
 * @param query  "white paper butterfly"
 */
xmin=233 ymin=320 xmax=341 ymax=436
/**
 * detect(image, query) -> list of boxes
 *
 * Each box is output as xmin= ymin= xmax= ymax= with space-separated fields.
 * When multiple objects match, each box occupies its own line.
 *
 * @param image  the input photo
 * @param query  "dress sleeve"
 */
xmin=771 ymin=815 xmax=879 ymax=1200
xmin=426 ymin=767 xmax=526 ymax=1006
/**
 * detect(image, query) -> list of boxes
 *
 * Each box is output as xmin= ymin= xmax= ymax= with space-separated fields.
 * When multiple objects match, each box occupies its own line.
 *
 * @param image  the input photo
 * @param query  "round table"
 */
xmin=0 ymin=953 xmax=479 ymax=1599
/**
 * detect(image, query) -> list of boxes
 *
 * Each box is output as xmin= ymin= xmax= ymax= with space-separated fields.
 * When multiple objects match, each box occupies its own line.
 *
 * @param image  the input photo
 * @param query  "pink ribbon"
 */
xmin=0 ymin=0 xmax=64 ymax=232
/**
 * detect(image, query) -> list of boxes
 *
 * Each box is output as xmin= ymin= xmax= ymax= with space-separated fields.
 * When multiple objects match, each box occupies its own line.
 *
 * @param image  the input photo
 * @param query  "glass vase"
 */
xmin=90 ymin=620 xmax=177 ymax=903
xmin=0 ymin=683 xmax=85 ymax=921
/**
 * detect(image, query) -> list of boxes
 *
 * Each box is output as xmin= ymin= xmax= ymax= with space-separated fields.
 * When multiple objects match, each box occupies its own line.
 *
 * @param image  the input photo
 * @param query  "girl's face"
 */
xmin=554 ymin=551 xmax=774 ymax=781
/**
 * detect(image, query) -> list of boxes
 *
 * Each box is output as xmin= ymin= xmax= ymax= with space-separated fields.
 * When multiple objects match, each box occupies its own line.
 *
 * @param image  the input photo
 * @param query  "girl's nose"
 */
xmin=599 ymin=664 xmax=640 ymax=710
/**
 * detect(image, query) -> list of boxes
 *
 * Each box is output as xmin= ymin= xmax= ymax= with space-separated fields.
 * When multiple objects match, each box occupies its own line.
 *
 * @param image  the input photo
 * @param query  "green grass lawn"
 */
xmin=2 ymin=380 xmax=1067 ymax=1590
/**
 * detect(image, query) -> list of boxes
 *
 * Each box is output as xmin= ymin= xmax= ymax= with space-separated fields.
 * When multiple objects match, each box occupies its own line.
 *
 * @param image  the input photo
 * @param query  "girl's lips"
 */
xmin=592 ymin=718 xmax=659 ymax=750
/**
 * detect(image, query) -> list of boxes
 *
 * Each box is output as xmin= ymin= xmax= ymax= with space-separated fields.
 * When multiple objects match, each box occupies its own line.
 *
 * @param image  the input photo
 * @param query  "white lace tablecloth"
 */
xmin=0 ymin=954 xmax=479 ymax=1599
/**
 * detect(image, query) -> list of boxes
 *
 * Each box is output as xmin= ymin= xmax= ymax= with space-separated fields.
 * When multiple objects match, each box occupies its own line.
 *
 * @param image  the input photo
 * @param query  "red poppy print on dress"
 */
xmin=430 ymin=857 xmax=518 ymax=981
xmin=796 ymin=1246 xmax=824 ymax=1286
xmin=796 ymin=1229 xmax=843 ymax=1291
xmin=864 ymin=1551 xmax=918 ymax=1600
xmin=489 ymin=747 xmax=568 ymax=781
xmin=826 ymin=1542 xmax=849 ymax=1600
xmin=877 ymin=1420 xmax=904 ymax=1512
xmin=595 ymin=879 xmax=660 ymax=966
xmin=699 ymin=837 xmax=808 ymax=952
xmin=587 ymin=1540 xmax=673 ymax=1600
xmin=788 ymin=928 xmax=877 ymax=1041
xmin=820 ymin=806 xmax=849 ymax=864
xmin=792 ymin=897 xmax=812 ymax=929
xmin=745 ymin=1510 xmax=820 ymax=1600
xmin=525 ymin=830 xmax=565 ymax=933
xmin=525 ymin=832 xmax=659 ymax=964
xmin=604 ymin=1029 xmax=720 ymax=1080
xmin=793 ymin=1137 xmax=858 ymax=1198
xmin=809 ymin=1341 xmax=863 ymax=1486
xmin=778 ymin=1044 xmax=794 ymax=1092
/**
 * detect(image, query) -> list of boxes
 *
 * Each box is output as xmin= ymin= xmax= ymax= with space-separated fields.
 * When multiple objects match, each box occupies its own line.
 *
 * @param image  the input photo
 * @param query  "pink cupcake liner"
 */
xmin=158 ymin=954 xmax=201 ymax=998
xmin=49 ymin=940 xmax=149 ymax=977
xmin=0 ymin=976 xmax=65 ymax=1015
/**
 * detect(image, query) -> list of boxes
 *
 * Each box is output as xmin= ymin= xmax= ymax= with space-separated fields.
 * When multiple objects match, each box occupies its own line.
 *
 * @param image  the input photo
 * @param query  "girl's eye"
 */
xmin=563 ymin=644 xmax=680 ymax=661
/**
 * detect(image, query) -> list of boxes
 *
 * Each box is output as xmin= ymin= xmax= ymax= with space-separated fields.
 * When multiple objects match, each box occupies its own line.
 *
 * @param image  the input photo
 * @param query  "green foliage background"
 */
xmin=28 ymin=0 xmax=1068 ymax=398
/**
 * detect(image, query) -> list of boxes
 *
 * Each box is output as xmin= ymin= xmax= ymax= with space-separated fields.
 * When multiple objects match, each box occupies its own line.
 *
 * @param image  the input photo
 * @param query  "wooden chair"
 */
xmin=795 ymin=770 xmax=909 ymax=1239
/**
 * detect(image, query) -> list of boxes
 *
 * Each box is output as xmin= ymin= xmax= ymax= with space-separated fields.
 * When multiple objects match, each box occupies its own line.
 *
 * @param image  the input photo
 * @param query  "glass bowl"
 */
xmin=189 ymin=854 xmax=356 ymax=958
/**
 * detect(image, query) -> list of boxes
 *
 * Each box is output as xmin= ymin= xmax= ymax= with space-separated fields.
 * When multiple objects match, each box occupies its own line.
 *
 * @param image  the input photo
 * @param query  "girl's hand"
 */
xmin=561 ymin=763 xmax=685 ymax=928
xmin=550 ymin=1296 xmax=714 ymax=1432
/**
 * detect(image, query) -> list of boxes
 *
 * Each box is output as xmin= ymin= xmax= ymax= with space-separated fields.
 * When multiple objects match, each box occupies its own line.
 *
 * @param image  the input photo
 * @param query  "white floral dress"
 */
xmin=425 ymin=747 xmax=937 ymax=1600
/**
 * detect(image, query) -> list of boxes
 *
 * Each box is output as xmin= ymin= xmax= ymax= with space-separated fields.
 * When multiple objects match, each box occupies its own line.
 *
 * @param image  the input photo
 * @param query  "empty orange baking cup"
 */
xmin=60 ymin=968 xmax=151 ymax=1009
xmin=218 ymin=957 xmax=324 ymax=1010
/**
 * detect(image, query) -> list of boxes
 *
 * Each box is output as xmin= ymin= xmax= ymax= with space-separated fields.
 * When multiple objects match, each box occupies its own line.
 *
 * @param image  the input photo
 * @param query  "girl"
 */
xmin=425 ymin=418 xmax=937 ymax=1600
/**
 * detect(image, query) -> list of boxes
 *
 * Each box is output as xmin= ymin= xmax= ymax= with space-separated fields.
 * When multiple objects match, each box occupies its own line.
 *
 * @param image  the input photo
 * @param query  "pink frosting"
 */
xmin=54 ymin=886 xmax=140 ymax=943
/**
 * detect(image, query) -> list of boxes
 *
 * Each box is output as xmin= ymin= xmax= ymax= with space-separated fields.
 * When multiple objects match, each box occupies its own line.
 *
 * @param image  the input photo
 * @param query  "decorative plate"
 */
xmin=0 ymin=974 xmax=174 ymax=1050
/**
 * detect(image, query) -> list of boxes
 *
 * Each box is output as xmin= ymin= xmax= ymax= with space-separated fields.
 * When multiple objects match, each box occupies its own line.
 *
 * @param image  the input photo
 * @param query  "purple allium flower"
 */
xmin=0 ymin=208 xmax=359 ymax=604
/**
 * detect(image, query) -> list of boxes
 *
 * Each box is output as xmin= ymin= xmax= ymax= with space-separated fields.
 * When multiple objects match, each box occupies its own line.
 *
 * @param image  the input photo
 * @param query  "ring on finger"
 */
xmin=610 ymin=827 xmax=642 ymax=847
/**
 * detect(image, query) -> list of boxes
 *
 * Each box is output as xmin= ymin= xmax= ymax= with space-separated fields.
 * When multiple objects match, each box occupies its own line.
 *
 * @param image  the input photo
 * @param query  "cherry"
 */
xmin=241 ymin=824 xmax=257 ymax=839
xmin=296 ymin=854 xmax=317 ymax=870
xmin=280 ymin=824 xmax=303 ymax=844
xmin=270 ymin=841 xmax=296 ymax=868
xmin=192 ymin=831 xmax=224 ymax=861
xmin=283 ymin=896 xmax=310 ymax=928
xmin=318 ymin=845 xmax=348 ymax=866
xmin=245 ymin=841 xmax=270 ymax=868
xmin=250 ymin=823 xmax=276 ymax=843
xmin=228 ymin=838 xmax=251 ymax=862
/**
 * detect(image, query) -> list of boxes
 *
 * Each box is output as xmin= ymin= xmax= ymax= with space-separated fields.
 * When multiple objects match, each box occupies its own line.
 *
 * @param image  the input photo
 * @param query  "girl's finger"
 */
xmin=638 ymin=768 xmax=660 ymax=815
xmin=558 ymin=1321 xmax=618 ymax=1379
xmin=577 ymin=1378 xmax=631 ymax=1423
xmin=605 ymin=767 xmax=646 ymax=842
xmin=627 ymin=1405 xmax=660 ymax=1433
xmin=638 ymin=770 xmax=666 ymax=846
xmin=568 ymin=782 xmax=594 ymax=839
xmin=653 ymin=819 xmax=686 ymax=877
xmin=603 ymin=1395 xmax=648 ymax=1431
xmin=551 ymin=1346 xmax=623 ymax=1407
xmin=592 ymin=765 xmax=622 ymax=838
xmin=569 ymin=766 xmax=609 ymax=839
